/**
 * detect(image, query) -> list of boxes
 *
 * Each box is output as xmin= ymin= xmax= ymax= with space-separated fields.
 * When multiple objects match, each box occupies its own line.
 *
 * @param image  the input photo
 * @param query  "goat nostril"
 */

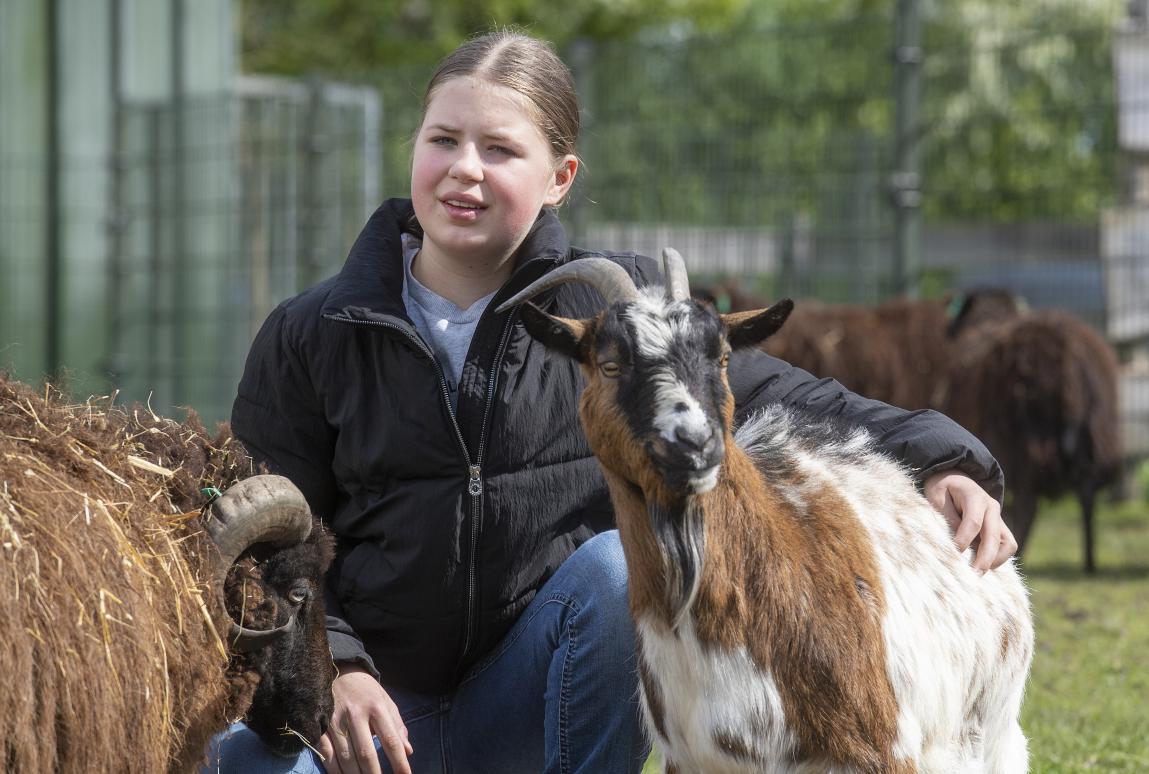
xmin=675 ymin=424 xmax=713 ymax=451
xmin=705 ymin=435 xmax=723 ymax=458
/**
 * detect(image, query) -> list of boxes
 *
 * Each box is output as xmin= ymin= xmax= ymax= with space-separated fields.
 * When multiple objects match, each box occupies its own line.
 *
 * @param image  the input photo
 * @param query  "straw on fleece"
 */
xmin=0 ymin=375 xmax=266 ymax=773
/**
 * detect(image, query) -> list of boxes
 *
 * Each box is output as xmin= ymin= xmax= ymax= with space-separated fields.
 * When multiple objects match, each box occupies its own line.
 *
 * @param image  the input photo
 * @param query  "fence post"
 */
xmin=565 ymin=37 xmax=594 ymax=246
xmin=1121 ymin=0 xmax=1149 ymax=208
xmin=363 ymin=86 xmax=382 ymax=216
xmin=170 ymin=0 xmax=187 ymax=406
xmin=891 ymin=0 xmax=923 ymax=298
xmin=147 ymin=107 xmax=163 ymax=396
xmin=300 ymin=78 xmax=327 ymax=288
xmin=104 ymin=0 xmax=127 ymax=384
xmin=45 ymin=0 xmax=62 ymax=383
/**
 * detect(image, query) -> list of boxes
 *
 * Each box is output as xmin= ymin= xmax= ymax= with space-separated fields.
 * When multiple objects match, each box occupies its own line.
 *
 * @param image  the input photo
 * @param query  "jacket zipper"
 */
xmin=327 ymin=311 xmax=517 ymax=669
xmin=458 ymin=312 xmax=516 ymax=664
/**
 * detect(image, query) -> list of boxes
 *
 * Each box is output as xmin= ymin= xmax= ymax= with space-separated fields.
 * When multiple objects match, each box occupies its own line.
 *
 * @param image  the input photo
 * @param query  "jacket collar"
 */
xmin=322 ymin=198 xmax=571 ymax=323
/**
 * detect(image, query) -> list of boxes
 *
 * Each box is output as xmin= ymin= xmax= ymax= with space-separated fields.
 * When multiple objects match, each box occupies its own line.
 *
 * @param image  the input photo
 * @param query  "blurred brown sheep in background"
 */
xmin=695 ymin=280 xmax=1123 ymax=572
xmin=694 ymin=281 xmax=950 ymax=409
xmin=937 ymin=289 xmax=1121 ymax=573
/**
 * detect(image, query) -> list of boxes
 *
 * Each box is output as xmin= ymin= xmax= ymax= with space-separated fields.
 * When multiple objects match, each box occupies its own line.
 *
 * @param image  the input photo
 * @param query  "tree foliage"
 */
xmin=239 ymin=0 xmax=1126 ymax=225
xmin=239 ymin=0 xmax=749 ymax=73
xmin=578 ymin=13 xmax=893 ymax=227
xmin=921 ymin=0 xmax=1123 ymax=221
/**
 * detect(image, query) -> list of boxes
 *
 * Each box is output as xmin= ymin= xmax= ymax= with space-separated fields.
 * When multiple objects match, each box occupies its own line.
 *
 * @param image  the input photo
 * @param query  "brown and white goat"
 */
xmin=498 ymin=251 xmax=1033 ymax=773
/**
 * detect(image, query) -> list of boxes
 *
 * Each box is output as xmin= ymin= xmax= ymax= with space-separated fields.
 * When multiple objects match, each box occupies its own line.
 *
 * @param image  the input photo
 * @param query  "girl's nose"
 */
xmin=450 ymin=143 xmax=483 ymax=182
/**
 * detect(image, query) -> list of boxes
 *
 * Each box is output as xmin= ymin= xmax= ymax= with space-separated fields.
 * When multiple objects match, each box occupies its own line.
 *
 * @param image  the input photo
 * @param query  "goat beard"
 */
xmin=648 ymin=498 xmax=707 ymax=629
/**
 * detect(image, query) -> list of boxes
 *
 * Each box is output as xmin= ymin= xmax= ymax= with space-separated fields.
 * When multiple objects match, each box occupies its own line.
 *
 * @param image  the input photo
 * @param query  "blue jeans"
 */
xmin=203 ymin=530 xmax=649 ymax=774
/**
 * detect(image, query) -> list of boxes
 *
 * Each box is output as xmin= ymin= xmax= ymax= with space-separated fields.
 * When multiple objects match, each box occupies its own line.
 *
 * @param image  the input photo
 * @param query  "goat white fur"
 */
xmin=500 ymin=251 xmax=1033 ymax=773
xmin=637 ymin=407 xmax=1033 ymax=773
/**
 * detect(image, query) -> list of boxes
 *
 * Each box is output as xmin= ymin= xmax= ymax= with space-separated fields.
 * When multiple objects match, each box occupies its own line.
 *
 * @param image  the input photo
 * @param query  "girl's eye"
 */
xmin=489 ymin=145 xmax=516 ymax=157
xmin=599 ymin=362 xmax=621 ymax=378
xmin=431 ymin=136 xmax=456 ymax=147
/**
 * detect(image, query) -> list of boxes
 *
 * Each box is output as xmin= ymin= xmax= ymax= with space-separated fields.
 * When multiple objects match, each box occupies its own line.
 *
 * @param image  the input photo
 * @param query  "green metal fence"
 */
xmin=2 ymin=8 xmax=1146 ymax=462
xmin=0 ymin=79 xmax=379 ymax=424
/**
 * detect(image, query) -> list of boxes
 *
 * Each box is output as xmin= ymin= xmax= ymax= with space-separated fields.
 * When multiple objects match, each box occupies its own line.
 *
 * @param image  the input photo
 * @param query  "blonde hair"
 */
xmin=421 ymin=30 xmax=580 ymax=163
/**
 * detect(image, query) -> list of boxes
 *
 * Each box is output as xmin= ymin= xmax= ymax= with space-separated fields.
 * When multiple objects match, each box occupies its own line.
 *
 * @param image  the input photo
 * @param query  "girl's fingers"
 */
xmin=971 ymin=508 xmax=998 ymax=573
xmin=953 ymin=506 xmax=983 ymax=552
xmin=345 ymin=716 xmax=381 ymax=774
xmin=316 ymin=734 xmax=338 ymax=773
xmin=372 ymin=704 xmax=413 ymax=774
xmin=322 ymin=725 xmax=354 ymax=774
xmin=991 ymin=520 xmax=1018 ymax=570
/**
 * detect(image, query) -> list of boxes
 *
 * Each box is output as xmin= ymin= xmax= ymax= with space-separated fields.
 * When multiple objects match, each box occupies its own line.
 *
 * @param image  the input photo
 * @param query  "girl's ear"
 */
xmin=544 ymin=155 xmax=579 ymax=206
xmin=519 ymin=302 xmax=588 ymax=362
xmin=722 ymin=299 xmax=794 ymax=350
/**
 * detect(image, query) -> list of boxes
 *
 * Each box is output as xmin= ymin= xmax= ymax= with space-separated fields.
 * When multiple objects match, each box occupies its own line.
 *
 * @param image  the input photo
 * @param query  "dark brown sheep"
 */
xmin=761 ymin=299 xmax=905 ymax=405
xmin=0 ymin=374 xmax=336 ymax=772
xmin=872 ymin=296 xmax=953 ymax=410
xmin=697 ymin=282 xmax=1123 ymax=571
xmin=695 ymin=282 xmax=951 ymax=410
xmin=938 ymin=290 xmax=1122 ymax=572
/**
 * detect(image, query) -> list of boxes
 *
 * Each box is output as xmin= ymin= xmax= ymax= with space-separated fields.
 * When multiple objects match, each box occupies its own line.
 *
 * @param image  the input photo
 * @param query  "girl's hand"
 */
xmin=317 ymin=665 xmax=413 ymax=774
xmin=922 ymin=471 xmax=1018 ymax=573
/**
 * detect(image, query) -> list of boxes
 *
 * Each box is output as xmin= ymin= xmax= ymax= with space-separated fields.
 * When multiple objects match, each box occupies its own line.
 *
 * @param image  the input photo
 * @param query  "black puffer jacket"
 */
xmin=232 ymin=198 xmax=1004 ymax=694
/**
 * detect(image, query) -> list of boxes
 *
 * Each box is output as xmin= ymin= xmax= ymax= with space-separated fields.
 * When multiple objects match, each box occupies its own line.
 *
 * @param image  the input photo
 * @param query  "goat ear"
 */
xmin=519 ymin=302 xmax=589 ymax=362
xmin=722 ymin=299 xmax=794 ymax=350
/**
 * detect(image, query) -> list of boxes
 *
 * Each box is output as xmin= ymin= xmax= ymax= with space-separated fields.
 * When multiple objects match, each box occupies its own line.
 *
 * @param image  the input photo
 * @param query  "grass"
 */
xmin=1020 ymin=494 xmax=1149 ymax=772
xmin=641 ymin=493 xmax=1149 ymax=773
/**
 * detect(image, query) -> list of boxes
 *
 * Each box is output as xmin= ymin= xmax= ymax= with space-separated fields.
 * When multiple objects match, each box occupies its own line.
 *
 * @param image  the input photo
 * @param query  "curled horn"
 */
xmin=661 ymin=248 xmax=691 ymax=301
xmin=204 ymin=474 xmax=313 ymax=653
xmin=496 ymin=257 xmax=639 ymax=313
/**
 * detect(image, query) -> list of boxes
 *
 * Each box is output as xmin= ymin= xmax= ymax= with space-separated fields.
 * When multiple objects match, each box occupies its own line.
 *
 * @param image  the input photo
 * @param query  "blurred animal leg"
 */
xmin=1079 ymin=484 xmax=1097 ymax=575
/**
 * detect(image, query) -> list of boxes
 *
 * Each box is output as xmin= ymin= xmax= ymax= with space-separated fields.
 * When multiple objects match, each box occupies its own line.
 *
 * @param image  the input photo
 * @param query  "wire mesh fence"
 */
xmin=102 ymin=79 xmax=379 ymax=417
xmin=2 ymin=10 xmax=1147 ymax=465
xmin=1 ymin=76 xmax=379 ymax=424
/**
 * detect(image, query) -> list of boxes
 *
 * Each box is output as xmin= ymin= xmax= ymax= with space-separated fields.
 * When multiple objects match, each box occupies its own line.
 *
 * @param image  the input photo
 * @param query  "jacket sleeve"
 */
xmin=231 ymin=302 xmax=381 ymax=678
xmin=727 ymin=347 xmax=1005 ymax=503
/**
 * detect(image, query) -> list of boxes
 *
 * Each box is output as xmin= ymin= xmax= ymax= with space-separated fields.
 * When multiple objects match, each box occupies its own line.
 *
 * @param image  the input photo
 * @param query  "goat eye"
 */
xmin=287 ymin=585 xmax=310 ymax=605
xmin=719 ymin=353 xmax=730 ymax=368
xmin=599 ymin=361 xmax=621 ymax=378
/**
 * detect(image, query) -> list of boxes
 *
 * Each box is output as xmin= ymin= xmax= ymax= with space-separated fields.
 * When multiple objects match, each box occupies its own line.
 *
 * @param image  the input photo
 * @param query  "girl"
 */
xmin=210 ymin=30 xmax=1015 ymax=774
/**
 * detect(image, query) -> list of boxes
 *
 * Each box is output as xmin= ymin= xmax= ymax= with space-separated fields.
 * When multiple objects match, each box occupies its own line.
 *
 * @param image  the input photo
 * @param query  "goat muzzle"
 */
xmin=648 ymin=435 xmax=725 ymax=495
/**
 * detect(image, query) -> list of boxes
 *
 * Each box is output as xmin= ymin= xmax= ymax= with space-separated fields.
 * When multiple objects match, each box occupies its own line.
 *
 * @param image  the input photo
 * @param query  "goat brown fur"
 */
xmin=595 ymin=376 xmax=909 ymax=771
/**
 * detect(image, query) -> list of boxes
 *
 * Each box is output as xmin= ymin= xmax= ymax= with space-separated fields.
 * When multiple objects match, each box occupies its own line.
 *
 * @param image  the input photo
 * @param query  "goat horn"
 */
xmin=661 ymin=248 xmax=691 ymax=301
xmin=496 ymin=257 xmax=639 ymax=313
xmin=204 ymin=474 xmax=313 ymax=652
xmin=226 ymin=614 xmax=298 ymax=654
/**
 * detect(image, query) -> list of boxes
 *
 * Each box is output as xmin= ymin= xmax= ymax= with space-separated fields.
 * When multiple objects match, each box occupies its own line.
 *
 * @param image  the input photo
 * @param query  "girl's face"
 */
xmin=411 ymin=76 xmax=577 ymax=272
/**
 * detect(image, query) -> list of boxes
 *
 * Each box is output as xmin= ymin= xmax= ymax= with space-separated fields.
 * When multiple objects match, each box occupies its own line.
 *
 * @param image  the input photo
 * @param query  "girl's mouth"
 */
xmin=442 ymin=198 xmax=486 ymax=220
